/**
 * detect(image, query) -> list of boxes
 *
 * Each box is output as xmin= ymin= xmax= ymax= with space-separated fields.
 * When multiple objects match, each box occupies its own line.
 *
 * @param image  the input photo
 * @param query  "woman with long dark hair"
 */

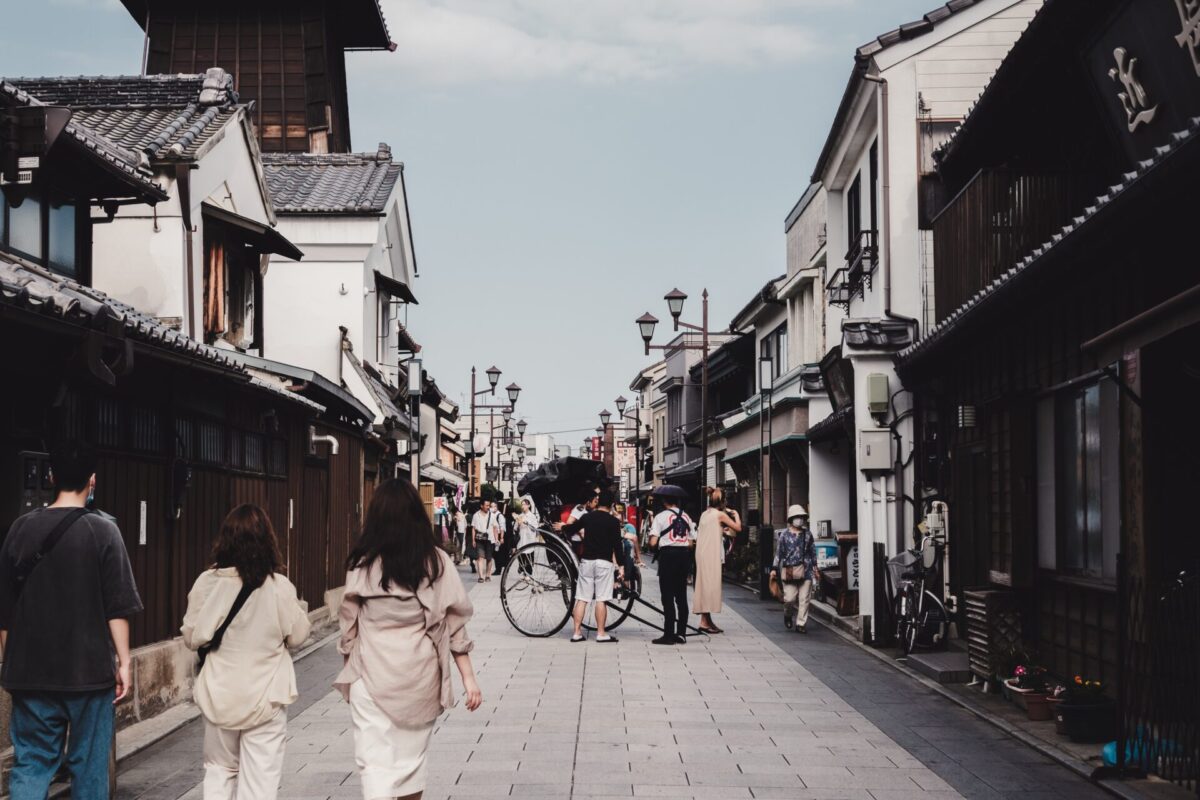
xmin=336 ymin=479 xmax=481 ymax=800
xmin=181 ymin=504 xmax=312 ymax=800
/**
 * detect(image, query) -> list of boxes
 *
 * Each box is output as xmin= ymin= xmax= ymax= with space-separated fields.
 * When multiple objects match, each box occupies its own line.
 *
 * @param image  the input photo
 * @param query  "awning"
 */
xmin=201 ymin=203 xmax=303 ymax=261
xmin=421 ymin=462 xmax=465 ymax=487
xmin=664 ymin=458 xmax=702 ymax=481
xmin=808 ymin=407 xmax=852 ymax=443
xmin=724 ymin=434 xmax=809 ymax=462
xmin=374 ymin=270 xmax=418 ymax=304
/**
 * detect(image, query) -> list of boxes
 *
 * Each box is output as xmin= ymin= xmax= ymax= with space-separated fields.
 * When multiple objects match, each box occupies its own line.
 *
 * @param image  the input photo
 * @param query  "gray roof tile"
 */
xmin=9 ymin=70 xmax=240 ymax=162
xmin=261 ymin=145 xmax=403 ymax=214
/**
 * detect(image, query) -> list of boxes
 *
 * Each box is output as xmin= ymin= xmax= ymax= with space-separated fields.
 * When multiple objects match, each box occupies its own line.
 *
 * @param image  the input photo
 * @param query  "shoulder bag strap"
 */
xmin=14 ymin=508 xmax=90 ymax=595
xmin=198 ymin=582 xmax=255 ymax=667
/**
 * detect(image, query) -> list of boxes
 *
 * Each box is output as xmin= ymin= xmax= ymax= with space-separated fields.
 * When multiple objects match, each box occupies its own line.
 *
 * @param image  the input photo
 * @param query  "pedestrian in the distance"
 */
xmin=453 ymin=507 xmax=468 ymax=564
xmin=515 ymin=495 xmax=541 ymax=549
xmin=469 ymin=499 xmax=501 ymax=582
xmin=182 ymin=504 xmax=312 ymax=800
xmin=564 ymin=488 xmax=625 ymax=643
xmin=337 ymin=479 xmax=482 ymax=800
xmin=648 ymin=491 xmax=695 ymax=645
xmin=771 ymin=505 xmax=820 ymax=633
xmin=694 ymin=488 xmax=741 ymax=634
xmin=0 ymin=441 xmax=143 ymax=799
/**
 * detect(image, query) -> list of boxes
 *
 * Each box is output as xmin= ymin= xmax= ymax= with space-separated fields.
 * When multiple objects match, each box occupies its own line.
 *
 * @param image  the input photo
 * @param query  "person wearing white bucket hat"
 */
xmin=771 ymin=505 xmax=819 ymax=632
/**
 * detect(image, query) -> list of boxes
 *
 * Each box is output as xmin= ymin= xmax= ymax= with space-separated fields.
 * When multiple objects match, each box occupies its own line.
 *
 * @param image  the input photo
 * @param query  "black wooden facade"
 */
xmin=900 ymin=0 xmax=1200 ymax=704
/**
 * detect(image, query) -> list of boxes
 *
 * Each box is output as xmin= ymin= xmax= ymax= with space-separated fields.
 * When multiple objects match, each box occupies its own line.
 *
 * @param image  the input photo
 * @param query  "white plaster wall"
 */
xmin=92 ymin=212 xmax=185 ymax=321
xmin=262 ymin=261 xmax=363 ymax=379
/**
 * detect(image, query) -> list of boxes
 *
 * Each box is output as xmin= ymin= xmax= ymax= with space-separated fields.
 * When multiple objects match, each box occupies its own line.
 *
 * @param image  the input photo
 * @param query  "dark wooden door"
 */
xmin=952 ymin=446 xmax=991 ymax=602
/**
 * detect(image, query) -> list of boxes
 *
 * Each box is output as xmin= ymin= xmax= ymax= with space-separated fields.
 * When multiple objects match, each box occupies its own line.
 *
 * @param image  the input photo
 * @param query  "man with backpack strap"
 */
xmin=648 ymin=492 xmax=695 ymax=645
xmin=0 ymin=442 xmax=143 ymax=799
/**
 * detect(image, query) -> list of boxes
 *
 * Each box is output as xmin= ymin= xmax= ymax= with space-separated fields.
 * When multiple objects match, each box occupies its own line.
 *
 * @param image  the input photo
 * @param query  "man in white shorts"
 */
xmin=563 ymin=488 xmax=625 ymax=643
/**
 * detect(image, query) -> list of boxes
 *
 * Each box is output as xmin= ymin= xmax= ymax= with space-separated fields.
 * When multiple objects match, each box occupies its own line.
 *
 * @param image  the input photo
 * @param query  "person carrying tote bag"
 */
xmin=182 ymin=505 xmax=312 ymax=800
xmin=769 ymin=505 xmax=820 ymax=633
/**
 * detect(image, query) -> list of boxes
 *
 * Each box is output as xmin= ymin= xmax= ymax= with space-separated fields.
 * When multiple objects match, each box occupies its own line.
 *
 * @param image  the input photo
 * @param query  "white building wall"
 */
xmin=263 ymin=261 xmax=363 ymax=379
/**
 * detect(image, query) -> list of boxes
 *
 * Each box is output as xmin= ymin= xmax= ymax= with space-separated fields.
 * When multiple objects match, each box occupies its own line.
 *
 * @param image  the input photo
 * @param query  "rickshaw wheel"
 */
xmin=500 ymin=542 xmax=574 ymax=637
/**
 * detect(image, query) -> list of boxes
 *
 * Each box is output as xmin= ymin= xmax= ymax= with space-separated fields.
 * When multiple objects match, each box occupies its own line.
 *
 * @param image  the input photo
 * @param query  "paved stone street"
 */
xmin=114 ymin=567 xmax=1107 ymax=800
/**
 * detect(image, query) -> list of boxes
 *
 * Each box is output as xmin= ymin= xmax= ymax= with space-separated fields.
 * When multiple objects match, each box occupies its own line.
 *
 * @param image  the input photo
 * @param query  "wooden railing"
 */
xmin=932 ymin=170 xmax=1090 ymax=324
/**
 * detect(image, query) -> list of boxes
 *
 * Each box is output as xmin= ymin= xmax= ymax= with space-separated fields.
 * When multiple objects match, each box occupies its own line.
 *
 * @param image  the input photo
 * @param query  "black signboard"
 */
xmin=1086 ymin=0 xmax=1200 ymax=165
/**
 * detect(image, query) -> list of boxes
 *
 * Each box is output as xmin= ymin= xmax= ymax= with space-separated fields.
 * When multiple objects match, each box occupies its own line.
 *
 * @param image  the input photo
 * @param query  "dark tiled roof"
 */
xmin=899 ymin=117 xmax=1200 ymax=369
xmin=1 ymin=254 xmax=236 ymax=371
xmin=843 ymin=319 xmax=915 ymax=351
xmin=0 ymin=81 xmax=166 ymax=201
xmin=10 ymin=70 xmax=240 ymax=162
xmin=345 ymin=348 xmax=405 ymax=423
xmin=261 ymin=145 xmax=403 ymax=214
xmin=857 ymin=0 xmax=991 ymax=59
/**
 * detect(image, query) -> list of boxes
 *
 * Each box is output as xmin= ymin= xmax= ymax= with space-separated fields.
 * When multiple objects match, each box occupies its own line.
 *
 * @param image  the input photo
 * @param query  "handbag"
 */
xmin=13 ymin=508 xmax=90 ymax=599
xmin=781 ymin=564 xmax=807 ymax=583
xmin=768 ymin=572 xmax=783 ymax=602
xmin=197 ymin=583 xmax=255 ymax=670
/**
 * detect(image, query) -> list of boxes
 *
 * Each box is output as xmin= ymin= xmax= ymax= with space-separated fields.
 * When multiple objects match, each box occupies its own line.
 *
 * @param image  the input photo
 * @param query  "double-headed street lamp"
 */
xmin=635 ymin=287 xmax=712 ymax=488
xmin=469 ymin=365 xmax=521 ymax=498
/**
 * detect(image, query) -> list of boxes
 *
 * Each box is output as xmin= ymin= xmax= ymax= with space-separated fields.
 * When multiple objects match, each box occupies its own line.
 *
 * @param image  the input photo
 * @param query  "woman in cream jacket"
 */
xmin=182 ymin=504 xmax=311 ymax=800
xmin=337 ymin=478 xmax=482 ymax=800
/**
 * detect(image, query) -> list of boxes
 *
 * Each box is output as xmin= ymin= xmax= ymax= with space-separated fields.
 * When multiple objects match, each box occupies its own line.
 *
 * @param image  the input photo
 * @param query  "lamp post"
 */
xmin=758 ymin=354 xmax=774 ymax=601
xmin=469 ymin=366 xmax=520 ymax=499
xmin=635 ymin=288 xmax=712 ymax=489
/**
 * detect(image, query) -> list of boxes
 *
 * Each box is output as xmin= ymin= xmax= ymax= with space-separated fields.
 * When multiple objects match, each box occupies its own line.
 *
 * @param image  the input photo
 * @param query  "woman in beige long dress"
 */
xmin=693 ymin=488 xmax=741 ymax=634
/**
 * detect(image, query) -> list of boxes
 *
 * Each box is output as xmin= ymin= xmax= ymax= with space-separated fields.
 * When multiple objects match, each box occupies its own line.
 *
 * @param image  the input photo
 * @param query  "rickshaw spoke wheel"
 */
xmin=500 ymin=543 xmax=574 ymax=637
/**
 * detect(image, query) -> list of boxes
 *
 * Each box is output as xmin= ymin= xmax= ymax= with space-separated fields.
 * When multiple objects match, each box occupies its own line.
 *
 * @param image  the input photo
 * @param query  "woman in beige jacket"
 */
xmin=181 ymin=504 xmax=312 ymax=800
xmin=336 ymin=479 xmax=482 ymax=800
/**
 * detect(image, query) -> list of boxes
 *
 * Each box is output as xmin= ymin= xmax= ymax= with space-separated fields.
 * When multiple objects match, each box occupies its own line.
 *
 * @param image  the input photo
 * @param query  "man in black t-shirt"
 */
xmin=564 ymin=488 xmax=625 ymax=643
xmin=0 ymin=442 xmax=143 ymax=799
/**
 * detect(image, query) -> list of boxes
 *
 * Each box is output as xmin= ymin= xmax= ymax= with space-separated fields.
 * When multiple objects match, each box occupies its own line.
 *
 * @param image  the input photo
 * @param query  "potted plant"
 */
xmin=1005 ymin=665 xmax=1051 ymax=718
xmin=1056 ymin=676 xmax=1115 ymax=743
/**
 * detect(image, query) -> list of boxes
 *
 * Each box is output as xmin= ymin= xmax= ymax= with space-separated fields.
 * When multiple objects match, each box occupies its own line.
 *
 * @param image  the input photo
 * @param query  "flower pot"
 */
xmin=1058 ymin=700 xmax=1116 ymax=743
xmin=1004 ymin=678 xmax=1044 ymax=712
xmin=1025 ymin=692 xmax=1053 ymax=722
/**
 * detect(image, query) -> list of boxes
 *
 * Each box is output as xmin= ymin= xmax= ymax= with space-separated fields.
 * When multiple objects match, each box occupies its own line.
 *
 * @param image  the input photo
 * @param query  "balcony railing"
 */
xmin=932 ymin=170 xmax=1091 ymax=324
xmin=826 ymin=229 xmax=878 ymax=309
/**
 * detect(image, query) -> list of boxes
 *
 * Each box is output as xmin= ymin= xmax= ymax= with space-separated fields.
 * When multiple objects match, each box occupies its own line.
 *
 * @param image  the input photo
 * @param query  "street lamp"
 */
xmin=469 ymin=365 xmax=518 ymax=500
xmin=517 ymin=419 xmax=528 ymax=438
xmin=664 ymin=288 xmax=688 ymax=328
xmin=615 ymin=396 xmax=627 ymax=417
xmin=636 ymin=313 xmax=659 ymax=356
xmin=502 ymin=407 xmax=513 ymax=423
xmin=599 ymin=409 xmax=611 ymax=427
xmin=635 ymin=287 xmax=713 ymax=488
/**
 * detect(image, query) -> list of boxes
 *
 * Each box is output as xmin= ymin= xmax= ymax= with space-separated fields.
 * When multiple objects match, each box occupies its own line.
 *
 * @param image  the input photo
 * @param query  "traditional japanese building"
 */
xmin=120 ymin=0 xmax=394 ymax=153
xmin=898 ymin=0 xmax=1199 ymax=782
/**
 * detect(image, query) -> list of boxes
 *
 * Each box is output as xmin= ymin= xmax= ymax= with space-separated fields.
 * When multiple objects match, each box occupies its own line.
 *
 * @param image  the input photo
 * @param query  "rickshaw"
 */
xmin=499 ymin=457 xmax=702 ymax=639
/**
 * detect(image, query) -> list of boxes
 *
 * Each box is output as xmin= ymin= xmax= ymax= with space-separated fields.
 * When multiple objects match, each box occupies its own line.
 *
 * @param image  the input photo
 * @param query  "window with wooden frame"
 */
xmin=203 ymin=231 xmax=262 ymax=350
xmin=1 ymin=189 xmax=84 ymax=281
xmin=1035 ymin=378 xmax=1120 ymax=581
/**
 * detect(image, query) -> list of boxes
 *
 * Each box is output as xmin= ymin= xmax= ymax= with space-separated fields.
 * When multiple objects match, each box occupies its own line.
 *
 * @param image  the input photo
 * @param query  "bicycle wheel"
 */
xmin=501 ymin=543 xmax=574 ymax=637
xmin=894 ymin=595 xmax=916 ymax=655
xmin=581 ymin=582 xmax=636 ymax=632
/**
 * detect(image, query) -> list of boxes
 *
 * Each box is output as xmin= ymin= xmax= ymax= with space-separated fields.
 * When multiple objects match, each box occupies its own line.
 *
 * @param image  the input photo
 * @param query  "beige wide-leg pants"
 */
xmin=782 ymin=579 xmax=813 ymax=627
xmin=203 ymin=708 xmax=287 ymax=800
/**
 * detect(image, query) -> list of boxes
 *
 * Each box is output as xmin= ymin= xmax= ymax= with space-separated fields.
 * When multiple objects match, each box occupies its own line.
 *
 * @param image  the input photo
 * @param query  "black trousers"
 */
xmin=657 ymin=546 xmax=692 ymax=637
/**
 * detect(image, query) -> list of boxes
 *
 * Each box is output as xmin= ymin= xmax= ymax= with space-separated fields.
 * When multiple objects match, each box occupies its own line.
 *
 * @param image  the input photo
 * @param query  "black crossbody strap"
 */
xmin=14 ymin=508 xmax=90 ymax=596
xmin=198 ymin=582 xmax=255 ymax=667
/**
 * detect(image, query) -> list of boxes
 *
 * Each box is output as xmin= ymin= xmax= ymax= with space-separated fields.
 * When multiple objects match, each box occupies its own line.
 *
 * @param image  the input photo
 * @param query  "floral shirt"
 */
xmin=774 ymin=526 xmax=817 ymax=577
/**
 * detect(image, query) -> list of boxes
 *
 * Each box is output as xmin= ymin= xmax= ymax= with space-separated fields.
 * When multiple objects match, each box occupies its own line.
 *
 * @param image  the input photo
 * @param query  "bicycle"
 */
xmin=887 ymin=533 xmax=950 ymax=655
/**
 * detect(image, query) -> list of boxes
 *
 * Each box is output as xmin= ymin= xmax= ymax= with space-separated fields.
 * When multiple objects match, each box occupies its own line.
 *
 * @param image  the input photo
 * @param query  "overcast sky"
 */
xmin=3 ymin=0 xmax=943 ymax=445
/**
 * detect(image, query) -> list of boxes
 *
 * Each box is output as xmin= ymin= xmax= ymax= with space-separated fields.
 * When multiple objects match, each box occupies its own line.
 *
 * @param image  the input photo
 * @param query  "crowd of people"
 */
xmin=0 ymin=443 xmax=822 ymax=800
xmin=0 ymin=443 xmax=481 ymax=800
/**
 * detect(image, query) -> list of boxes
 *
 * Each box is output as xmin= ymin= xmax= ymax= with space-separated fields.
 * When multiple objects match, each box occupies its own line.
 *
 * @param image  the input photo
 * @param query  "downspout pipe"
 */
xmin=175 ymin=164 xmax=197 ymax=340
